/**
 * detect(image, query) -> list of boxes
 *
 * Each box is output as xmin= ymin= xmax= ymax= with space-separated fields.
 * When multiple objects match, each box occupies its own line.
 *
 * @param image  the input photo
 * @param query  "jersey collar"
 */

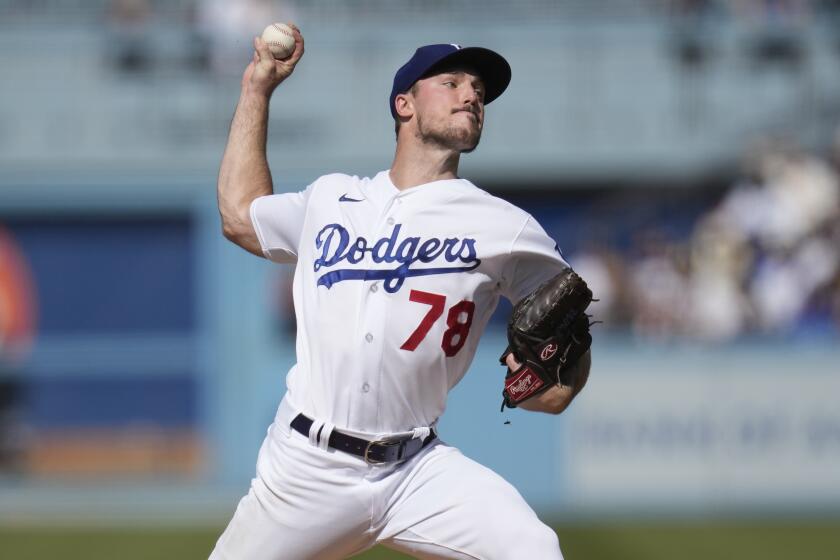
xmin=379 ymin=170 xmax=473 ymax=200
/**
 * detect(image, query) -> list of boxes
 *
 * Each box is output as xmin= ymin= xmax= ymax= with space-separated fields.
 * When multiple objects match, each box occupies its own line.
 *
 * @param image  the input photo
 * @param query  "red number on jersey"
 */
xmin=441 ymin=300 xmax=475 ymax=357
xmin=400 ymin=290 xmax=446 ymax=351
xmin=401 ymin=289 xmax=475 ymax=357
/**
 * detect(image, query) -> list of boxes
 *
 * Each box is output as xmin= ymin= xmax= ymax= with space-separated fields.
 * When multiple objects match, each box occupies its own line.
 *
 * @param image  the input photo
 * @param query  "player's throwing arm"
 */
xmin=217 ymin=23 xmax=305 ymax=257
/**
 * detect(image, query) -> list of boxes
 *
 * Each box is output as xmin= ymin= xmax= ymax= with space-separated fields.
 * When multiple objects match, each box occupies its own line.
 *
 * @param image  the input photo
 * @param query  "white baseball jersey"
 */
xmin=250 ymin=170 xmax=568 ymax=435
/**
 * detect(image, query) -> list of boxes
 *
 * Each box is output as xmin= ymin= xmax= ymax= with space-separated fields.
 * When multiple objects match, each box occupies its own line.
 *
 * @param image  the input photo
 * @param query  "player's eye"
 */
xmin=443 ymin=81 xmax=456 ymax=88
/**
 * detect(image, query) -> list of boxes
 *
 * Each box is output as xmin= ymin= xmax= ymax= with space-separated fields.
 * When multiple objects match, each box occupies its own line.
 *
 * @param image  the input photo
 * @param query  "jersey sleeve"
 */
xmin=500 ymin=215 xmax=570 ymax=304
xmin=249 ymin=182 xmax=314 ymax=264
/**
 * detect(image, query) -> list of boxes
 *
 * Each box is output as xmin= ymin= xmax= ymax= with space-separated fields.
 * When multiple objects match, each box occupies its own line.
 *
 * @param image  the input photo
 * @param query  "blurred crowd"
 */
xmin=92 ymin=0 xmax=840 ymax=76
xmin=574 ymin=135 xmax=840 ymax=341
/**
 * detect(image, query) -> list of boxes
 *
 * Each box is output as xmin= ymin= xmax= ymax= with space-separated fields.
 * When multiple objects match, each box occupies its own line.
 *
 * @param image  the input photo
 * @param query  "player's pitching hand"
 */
xmin=242 ymin=24 xmax=304 ymax=97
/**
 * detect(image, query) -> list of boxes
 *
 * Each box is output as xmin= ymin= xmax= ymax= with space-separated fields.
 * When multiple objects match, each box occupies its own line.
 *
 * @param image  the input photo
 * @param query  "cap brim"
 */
xmin=421 ymin=47 xmax=512 ymax=105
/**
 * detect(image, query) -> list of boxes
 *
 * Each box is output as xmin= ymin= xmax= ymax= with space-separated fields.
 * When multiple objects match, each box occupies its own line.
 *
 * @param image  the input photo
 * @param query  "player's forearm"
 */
xmin=518 ymin=385 xmax=574 ymax=414
xmin=217 ymin=90 xmax=274 ymax=254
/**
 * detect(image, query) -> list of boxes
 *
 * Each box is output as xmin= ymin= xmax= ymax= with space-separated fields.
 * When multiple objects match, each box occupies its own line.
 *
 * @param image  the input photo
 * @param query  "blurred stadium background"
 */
xmin=2 ymin=0 xmax=840 ymax=558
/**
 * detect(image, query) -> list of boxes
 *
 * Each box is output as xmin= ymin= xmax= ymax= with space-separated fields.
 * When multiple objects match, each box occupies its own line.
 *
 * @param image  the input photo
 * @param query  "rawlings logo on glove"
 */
xmin=505 ymin=368 xmax=544 ymax=401
xmin=500 ymin=268 xmax=594 ymax=410
xmin=539 ymin=343 xmax=558 ymax=361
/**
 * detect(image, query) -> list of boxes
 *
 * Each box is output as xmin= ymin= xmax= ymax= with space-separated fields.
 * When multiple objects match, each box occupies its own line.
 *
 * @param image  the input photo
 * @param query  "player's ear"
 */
xmin=394 ymin=92 xmax=414 ymax=121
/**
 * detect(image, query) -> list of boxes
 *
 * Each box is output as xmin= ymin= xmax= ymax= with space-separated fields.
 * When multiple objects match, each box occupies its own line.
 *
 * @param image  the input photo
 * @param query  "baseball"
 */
xmin=261 ymin=22 xmax=296 ymax=60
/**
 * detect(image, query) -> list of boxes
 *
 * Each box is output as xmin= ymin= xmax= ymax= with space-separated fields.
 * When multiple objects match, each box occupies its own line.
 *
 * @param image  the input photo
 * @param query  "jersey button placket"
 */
xmin=357 ymin=195 xmax=401 ymax=415
xmin=382 ymin=194 xmax=400 ymax=229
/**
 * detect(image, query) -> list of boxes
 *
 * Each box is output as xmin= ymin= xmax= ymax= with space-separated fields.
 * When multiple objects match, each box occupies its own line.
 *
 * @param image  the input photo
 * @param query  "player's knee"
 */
xmin=522 ymin=523 xmax=561 ymax=557
xmin=537 ymin=524 xmax=562 ymax=556
xmin=490 ymin=521 xmax=561 ymax=559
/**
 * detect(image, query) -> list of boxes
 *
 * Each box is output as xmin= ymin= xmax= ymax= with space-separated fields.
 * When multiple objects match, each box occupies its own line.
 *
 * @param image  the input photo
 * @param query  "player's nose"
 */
xmin=461 ymin=86 xmax=479 ymax=106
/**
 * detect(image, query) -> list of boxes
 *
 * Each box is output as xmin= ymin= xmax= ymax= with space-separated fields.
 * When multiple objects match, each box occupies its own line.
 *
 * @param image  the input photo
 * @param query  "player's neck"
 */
xmin=389 ymin=140 xmax=461 ymax=190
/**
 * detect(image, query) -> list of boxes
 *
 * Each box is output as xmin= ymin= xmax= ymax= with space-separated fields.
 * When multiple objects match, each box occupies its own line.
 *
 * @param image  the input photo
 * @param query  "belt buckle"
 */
xmin=363 ymin=437 xmax=404 ymax=465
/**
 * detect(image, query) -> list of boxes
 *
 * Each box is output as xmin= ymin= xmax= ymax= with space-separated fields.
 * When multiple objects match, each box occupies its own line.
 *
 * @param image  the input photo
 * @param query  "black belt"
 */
xmin=290 ymin=413 xmax=437 ymax=465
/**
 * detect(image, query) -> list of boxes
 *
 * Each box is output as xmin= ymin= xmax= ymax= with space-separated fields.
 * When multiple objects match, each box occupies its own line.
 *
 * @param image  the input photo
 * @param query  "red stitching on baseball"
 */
xmin=272 ymin=23 xmax=294 ymax=39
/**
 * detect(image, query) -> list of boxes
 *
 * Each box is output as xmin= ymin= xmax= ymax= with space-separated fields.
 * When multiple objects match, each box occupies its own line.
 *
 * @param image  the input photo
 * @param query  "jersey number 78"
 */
xmin=400 ymin=289 xmax=475 ymax=357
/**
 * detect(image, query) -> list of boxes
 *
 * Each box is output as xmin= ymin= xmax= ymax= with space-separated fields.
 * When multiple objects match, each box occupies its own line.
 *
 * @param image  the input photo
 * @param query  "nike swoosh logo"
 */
xmin=339 ymin=194 xmax=364 ymax=202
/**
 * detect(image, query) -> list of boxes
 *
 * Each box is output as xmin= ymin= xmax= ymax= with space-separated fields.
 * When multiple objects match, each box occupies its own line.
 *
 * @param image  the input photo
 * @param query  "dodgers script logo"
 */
xmin=313 ymin=223 xmax=480 ymax=293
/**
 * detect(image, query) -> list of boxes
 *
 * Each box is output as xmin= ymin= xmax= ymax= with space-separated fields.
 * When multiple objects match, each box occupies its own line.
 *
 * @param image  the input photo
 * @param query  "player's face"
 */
xmin=411 ymin=69 xmax=485 ymax=153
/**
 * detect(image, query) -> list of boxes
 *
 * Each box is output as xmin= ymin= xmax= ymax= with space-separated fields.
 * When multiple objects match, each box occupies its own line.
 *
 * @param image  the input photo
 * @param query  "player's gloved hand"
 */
xmin=243 ymin=24 xmax=305 ymax=97
xmin=500 ymin=269 xmax=594 ymax=411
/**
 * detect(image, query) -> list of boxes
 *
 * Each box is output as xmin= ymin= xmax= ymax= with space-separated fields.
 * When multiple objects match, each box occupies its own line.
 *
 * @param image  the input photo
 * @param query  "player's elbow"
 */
xmin=221 ymin=219 xmax=243 ymax=243
xmin=219 ymin=202 xmax=250 ymax=241
xmin=219 ymin=212 xmax=264 ymax=257
xmin=218 ymin=188 xmax=256 ymax=241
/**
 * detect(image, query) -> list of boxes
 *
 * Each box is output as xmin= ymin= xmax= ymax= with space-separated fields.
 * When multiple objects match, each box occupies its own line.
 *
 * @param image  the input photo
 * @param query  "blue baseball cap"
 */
xmin=389 ymin=44 xmax=512 ymax=119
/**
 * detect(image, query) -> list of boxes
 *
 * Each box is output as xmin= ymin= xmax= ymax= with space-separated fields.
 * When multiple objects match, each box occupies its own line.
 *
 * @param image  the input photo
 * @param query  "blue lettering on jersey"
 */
xmin=313 ymin=224 xmax=480 ymax=293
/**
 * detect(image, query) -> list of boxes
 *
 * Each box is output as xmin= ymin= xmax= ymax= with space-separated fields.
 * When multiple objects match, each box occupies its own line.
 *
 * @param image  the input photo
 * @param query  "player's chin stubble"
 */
xmin=415 ymin=112 xmax=482 ymax=154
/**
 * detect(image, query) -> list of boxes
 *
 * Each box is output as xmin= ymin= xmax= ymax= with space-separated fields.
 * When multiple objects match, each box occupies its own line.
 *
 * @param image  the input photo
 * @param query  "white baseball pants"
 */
xmin=209 ymin=398 xmax=563 ymax=560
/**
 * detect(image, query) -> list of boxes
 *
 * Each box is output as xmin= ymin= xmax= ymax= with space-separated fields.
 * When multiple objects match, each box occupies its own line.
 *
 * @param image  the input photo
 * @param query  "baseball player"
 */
xmin=212 ymin=26 xmax=592 ymax=559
